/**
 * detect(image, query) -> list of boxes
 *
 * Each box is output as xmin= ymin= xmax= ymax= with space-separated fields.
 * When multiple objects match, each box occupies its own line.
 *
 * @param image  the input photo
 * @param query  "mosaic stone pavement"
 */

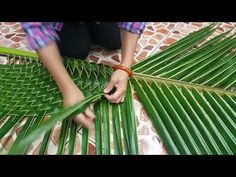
xmin=1 ymin=22 xmax=236 ymax=155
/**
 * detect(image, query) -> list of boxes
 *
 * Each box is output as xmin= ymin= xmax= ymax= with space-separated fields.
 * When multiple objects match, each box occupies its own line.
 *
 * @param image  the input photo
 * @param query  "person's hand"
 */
xmin=104 ymin=69 xmax=129 ymax=103
xmin=63 ymin=88 xmax=95 ymax=129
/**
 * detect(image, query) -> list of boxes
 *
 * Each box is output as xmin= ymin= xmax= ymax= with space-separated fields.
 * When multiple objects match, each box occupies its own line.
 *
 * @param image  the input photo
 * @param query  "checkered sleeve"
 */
xmin=21 ymin=22 xmax=60 ymax=50
xmin=119 ymin=22 xmax=146 ymax=34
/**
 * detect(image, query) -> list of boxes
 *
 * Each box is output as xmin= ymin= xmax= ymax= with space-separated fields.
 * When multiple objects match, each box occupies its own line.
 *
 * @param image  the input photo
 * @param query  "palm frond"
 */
xmin=81 ymin=127 xmax=89 ymax=155
xmin=111 ymin=103 xmax=123 ymax=154
xmin=9 ymin=93 xmax=103 ymax=154
xmin=133 ymin=25 xmax=236 ymax=92
xmin=132 ymin=77 xmax=236 ymax=155
xmin=132 ymin=24 xmax=216 ymax=72
xmin=67 ymin=121 xmax=78 ymax=155
xmin=94 ymin=81 xmax=138 ymax=155
xmin=1 ymin=23 xmax=236 ymax=155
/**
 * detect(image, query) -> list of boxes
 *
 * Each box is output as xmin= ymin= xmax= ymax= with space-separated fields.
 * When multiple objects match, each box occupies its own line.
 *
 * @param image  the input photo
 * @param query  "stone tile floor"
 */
xmin=0 ymin=22 xmax=235 ymax=154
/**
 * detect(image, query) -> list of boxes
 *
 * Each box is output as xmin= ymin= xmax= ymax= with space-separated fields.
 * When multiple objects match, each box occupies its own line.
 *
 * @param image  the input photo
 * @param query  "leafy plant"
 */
xmin=0 ymin=24 xmax=235 ymax=155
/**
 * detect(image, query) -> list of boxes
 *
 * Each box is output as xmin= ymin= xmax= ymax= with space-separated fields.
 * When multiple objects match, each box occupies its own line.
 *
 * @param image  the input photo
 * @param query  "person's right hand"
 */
xmin=63 ymin=88 xmax=95 ymax=129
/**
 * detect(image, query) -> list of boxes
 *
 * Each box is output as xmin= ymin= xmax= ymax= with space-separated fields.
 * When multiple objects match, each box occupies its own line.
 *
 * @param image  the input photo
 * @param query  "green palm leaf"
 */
xmin=132 ymin=77 xmax=236 ymax=155
xmin=8 ymin=93 xmax=103 ymax=154
xmin=1 ymin=24 xmax=236 ymax=155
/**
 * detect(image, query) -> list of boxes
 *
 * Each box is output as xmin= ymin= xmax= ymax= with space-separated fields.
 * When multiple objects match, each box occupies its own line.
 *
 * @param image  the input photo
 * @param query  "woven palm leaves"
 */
xmin=0 ymin=24 xmax=235 ymax=155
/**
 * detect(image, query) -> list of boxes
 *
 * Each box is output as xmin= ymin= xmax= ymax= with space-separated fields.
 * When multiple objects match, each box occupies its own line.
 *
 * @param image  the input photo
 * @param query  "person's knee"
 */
xmin=91 ymin=22 xmax=121 ymax=50
xmin=68 ymin=45 xmax=90 ymax=59
xmin=105 ymin=39 xmax=121 ymax=50
xmin=101 ymin=30 xmax=121 ymax=50
xmin=58 ymin=37 xmax=91 ymax=59
xmin=57 ymin=23 xmax=91 ymax=59
xmin=59 ymin=44 xmax=90 ymax=59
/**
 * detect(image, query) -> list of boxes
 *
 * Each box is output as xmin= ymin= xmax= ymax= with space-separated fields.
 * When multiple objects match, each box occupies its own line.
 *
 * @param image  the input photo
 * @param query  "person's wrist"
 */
xmin=113 ymin=64 xmax=133 ymax=77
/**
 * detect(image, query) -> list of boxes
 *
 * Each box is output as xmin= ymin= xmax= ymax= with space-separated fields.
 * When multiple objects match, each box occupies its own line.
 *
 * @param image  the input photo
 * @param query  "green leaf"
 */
xmin=57 ymin=119 xmax=71 ymax=155
xmin=112 ymin=104 xmax=123 ymax=155
xmin=39 ymin=129 xmax=52 ymax=155
xmin=101 ymin=98 xmax=110 ymax=155
xmin=82 ymin=128 xmax=89 ymax=155
xmin=95 ymin=100 xmax=102 ymax=155
xmin=8 ymin=93 xmax=103 ymax=154
xmin=125 ymin=81 xmax=139 ymax=154
xmin=68 ymin=120 xmax=78 ymax=155
xmin=1 ymin=24 xmax=236 ymax=155
xmin=132 ymin=77 xmax=180 ymax=154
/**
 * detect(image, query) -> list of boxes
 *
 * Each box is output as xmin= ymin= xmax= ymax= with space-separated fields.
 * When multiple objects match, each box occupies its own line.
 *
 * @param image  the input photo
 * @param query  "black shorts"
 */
xmin=57 ymin=22 xmax=121 ymax=59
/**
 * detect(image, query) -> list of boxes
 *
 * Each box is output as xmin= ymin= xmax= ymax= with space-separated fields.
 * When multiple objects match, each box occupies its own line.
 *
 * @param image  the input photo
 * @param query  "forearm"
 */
xmin=36 ymin=41 xmax=79 ymax=97
xmin=120 ymin=29 xmax=140 ymax=69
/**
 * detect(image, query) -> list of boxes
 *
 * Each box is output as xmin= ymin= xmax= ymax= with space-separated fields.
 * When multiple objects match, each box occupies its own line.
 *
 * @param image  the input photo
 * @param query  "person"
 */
xmin=21 ymin=22 xmax=146 ymax=128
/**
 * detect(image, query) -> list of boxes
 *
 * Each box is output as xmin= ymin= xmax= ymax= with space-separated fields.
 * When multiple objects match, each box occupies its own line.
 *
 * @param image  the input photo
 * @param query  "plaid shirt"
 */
xmin=21 ymin=22 xmax=146 ymax=50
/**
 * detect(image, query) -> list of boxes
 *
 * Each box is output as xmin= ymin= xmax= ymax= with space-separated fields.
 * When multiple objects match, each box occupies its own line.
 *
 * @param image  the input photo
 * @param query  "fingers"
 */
xmin=73 ymin=113 xmax=94 ymax=129
xmin=104 ymin=70 xmax=129 ymax=103
xmin=117 ymin=95 xmax=125 ymax=103
xmin=104 ymin=80 xmax=116 ymax=94
xmin=105 ymin=87 xmax=126 ymax=103
xmin=73 ymin=105 xmax=95 ymax=128
xmin=84 ymin=107 xmax=95 ymax=119
xmin=105 ymin=91 xmax=121 ymax=103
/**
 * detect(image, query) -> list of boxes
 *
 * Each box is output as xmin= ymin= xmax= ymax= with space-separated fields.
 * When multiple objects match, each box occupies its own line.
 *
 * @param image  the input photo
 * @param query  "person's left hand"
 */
xmin=103 ymin=69 xmax=129 ymax=103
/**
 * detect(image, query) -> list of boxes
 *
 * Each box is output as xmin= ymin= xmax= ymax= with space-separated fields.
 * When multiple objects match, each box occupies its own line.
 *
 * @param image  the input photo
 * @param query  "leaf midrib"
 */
xmin=133 ymin=72 xmax=236 ymax=97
